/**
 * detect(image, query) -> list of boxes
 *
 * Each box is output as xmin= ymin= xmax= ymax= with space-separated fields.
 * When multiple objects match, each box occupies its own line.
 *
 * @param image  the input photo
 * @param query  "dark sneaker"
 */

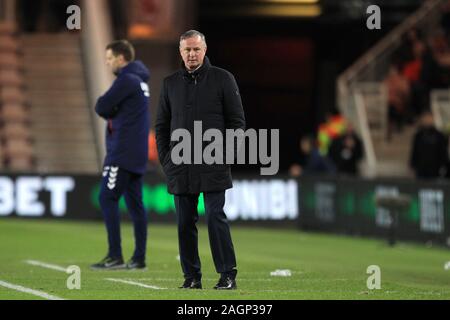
xmin=126 ymin=259 xmax=146 ymax=270
xmin=179 ymin=278 xmax=202 ymax=289
xmin=214 ymin=276 xmax=237 ymax=290
xmin=90 ymin=256 xmax=126 ymax=270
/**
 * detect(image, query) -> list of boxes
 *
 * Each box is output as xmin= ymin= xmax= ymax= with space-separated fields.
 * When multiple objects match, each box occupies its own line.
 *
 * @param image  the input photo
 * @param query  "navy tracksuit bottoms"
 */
xmin=99 ymin=166 xmax=147 ymax=261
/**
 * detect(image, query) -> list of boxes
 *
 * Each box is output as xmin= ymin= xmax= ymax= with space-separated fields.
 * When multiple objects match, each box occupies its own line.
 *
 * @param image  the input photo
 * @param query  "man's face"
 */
xmin=106 ymin=49 xmax=126 ymax=75
xmin=421 ymin=113 xmax=434 ymax=127
xmin=179 ymin=36 xmax=207 ymax=71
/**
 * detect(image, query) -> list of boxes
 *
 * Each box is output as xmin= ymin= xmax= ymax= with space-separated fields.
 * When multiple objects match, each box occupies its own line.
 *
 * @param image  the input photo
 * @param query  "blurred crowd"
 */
xmin=289 ymin=110 xmax=450 ymax=180
xmin=383 ymin=3 xmax=450 ymax=180
xmin=384 ymin=6 xmax=450 ymax=139
xmin=289 ymin=3 xmax=450 ymax=180
xmin=289 ymin=113 xmax=364 ymax=178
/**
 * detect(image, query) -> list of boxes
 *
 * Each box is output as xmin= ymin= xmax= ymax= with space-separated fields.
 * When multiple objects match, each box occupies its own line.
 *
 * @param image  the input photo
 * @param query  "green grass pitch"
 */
xmin=0 ymin=219 xmax=449 ymax=300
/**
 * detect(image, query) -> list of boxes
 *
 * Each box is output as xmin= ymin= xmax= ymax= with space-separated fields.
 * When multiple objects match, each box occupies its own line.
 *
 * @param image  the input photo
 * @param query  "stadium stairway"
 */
xmin=371 ymin=123 xmax=417 ymax=177
xmin=21 ymin=33 xmax=99 ymax=174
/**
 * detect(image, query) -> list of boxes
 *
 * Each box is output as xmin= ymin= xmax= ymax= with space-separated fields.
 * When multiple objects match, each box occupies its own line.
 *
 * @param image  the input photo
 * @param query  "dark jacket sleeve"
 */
xmin=222 ymin=72 xmax=246 ymax=161
xmin=155 ymin=79 xmax=171 ymax=165
xmin=354 ymin=134 xmax=364 ymax=161
xmin=222 ymin=72 xmax=246 ymax=131
xmin=328 ymin=138 xmax=339 ymax=163
xmin=95 ymin=74 xmax=136 ymax=119
xmin=439 ymin=132 xmax=449 ymax=169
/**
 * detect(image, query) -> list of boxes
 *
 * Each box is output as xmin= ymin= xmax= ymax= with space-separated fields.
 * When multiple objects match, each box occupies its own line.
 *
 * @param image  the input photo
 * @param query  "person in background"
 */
xmin=328 ymin=124 xmax=363 ymax=176
xmin=384 ymin=62 xmax=411 ymax=140
xmin=91 ymin=40 xmax=150 ymax=270
xmin=410 ymin=111 xmax=448 ymax=179
xmin=289 ymin=135 xmax=336 ymax=177
xmin=401 ymin=30 xmax=427 ymax=118
xmin=317 ymin=111 xmax=346 ymax=156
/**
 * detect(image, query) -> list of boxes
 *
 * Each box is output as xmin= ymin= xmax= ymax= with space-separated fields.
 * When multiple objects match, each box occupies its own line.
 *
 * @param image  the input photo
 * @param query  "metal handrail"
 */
xmin=431 ymin=89 xmax=450 ymax=131
xmin=354 ymin=91 xmax=377 ymax=174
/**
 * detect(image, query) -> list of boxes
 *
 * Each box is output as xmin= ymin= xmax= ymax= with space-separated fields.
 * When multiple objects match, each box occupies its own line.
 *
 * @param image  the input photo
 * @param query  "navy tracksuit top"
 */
xmin=95 ymin=60 xmax=150 ymax=175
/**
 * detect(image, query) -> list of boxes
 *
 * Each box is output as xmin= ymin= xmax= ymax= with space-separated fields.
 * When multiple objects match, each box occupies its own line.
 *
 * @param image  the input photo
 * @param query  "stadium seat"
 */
xmin=0 ymin=70 xmax=24 ymax=87
xmin=3 ymin=139 xmax=34 ymax=158
xmin=0 ymin=87 xmax=26 ymax=104
xmin=1 ymin=123 xmax=31 ymax=141
xmin=7 ymin=156 xmax=33 ymax=171
xmin=0 ymin=25 xmax=34 ymax=173
xmin=0 ymin=103 xmax=29 ymax=123
xmin=0 ymin=36 xmax=19 ymax=52
xmin=0 ymin=157 xmax=4 ymax=170
xmin=0 ymin=53 xmax=21 ymax=70
xmin=0 ymin=22 xmax=16 ymax=36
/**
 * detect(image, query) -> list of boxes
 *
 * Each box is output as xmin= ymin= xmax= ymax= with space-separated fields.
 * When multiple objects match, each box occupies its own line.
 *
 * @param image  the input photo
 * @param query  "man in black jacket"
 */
xmin=328 ymin=124 xmax=363 ymax=176
xmin=155 ymin=30 xmax=245 ymax=290
xmin=410 ymin=111 xmax=448 ymax=179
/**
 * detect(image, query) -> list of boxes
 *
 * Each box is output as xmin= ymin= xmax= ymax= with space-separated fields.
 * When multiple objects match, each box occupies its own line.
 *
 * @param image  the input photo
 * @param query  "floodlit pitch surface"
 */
xmin=0 ymin=219 xmax=449 ymax=300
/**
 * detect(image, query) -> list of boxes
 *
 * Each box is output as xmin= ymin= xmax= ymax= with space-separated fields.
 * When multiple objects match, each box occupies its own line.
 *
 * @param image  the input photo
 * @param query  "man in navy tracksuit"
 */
xmin=91 ymin=40 xmax=150 ymax=270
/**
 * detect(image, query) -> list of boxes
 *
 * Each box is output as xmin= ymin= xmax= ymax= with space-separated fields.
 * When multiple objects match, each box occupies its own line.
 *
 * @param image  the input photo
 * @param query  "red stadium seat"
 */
xmin=0 ymin=22 xmax=16 ymax=36
xmin=1 ymin=123 xmax=31 ymax=140
xmin=7 ymin=156 xmax=33 ymax=171
xmin=0 ymin=36 xmax=19 ymax=52
xmin=0 ymin=143 xmax=4 ymax=166
xmin=0 ymin=53 xmax=21 ymax=70
xmin=0 ymin=87 xmax=26 ymax=104
xmin=0 ymin=103 xmax=29 ymax=123
xmin=3 ymin=138 xmax=34 ymax=158
xmin=0 ymin=70 xmax=24 ymax=87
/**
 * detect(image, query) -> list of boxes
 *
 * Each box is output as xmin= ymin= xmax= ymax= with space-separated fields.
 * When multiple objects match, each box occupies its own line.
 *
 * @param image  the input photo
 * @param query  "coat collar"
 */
xmin=182 ymin=56 xmax=211 ymax=78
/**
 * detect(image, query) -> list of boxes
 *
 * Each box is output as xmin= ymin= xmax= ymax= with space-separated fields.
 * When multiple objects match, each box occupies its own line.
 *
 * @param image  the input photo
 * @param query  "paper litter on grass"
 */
xmin=270 ymin=269 xmax=292 ymax=277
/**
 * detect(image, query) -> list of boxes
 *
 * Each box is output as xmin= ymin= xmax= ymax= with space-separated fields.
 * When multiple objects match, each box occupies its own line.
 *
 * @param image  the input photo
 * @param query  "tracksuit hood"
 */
xmin=120 ymin=60 xmax=150 ymax=82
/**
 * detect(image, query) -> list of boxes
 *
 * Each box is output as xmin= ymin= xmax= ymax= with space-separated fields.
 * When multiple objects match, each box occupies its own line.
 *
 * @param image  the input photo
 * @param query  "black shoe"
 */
xmin=126 ymin=259 xmax=146 ymax=270
xmin=214 ymin=276 xmax=237 ymax=290
xmin=90 ymin=256 xmax=126 ymax=270
xmin=179 ymin=278 xmax=202 ymax=289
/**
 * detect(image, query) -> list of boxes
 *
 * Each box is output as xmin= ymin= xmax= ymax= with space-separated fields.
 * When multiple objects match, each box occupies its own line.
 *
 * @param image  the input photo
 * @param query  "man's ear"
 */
xmin=119 ymin=54 xmax=127 ymax=65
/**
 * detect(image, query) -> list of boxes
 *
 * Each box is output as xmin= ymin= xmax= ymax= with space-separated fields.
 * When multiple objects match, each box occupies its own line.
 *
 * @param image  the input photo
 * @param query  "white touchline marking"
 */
xmin=133 ymin=278 xmax=279 ymax=282
xmin=105 ymin=278 xmax=166 ymax=290
xmin=25 ymin=260 xmax=67 ymax=272
xmin=0 ymin=280 xmax=65 ymax=300
xmin=131 ymin=278 xmax=344 ymax=282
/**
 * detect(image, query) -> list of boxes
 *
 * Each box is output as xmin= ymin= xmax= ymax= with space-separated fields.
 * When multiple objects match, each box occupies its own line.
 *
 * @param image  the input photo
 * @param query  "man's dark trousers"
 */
xmin=99 ymin=166 xmax=147 ymax=261
xmin=174 ymin=191 xmax=237 ymax=280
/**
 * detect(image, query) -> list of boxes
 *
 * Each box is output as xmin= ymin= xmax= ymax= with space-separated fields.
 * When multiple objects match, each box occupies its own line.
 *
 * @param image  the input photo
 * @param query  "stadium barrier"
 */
xmin=299 ymin=176 xmax=450 ymax=245
xmin=1 ymin=174 xmax=449 ymax=245
xmin=0 ymin=174 xmax=299 ymax=225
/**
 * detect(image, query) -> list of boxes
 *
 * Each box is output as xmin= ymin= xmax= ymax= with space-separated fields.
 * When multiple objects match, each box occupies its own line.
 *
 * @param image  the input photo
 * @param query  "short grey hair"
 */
xmin=180 ymin=30 xmax=207 ymax=46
